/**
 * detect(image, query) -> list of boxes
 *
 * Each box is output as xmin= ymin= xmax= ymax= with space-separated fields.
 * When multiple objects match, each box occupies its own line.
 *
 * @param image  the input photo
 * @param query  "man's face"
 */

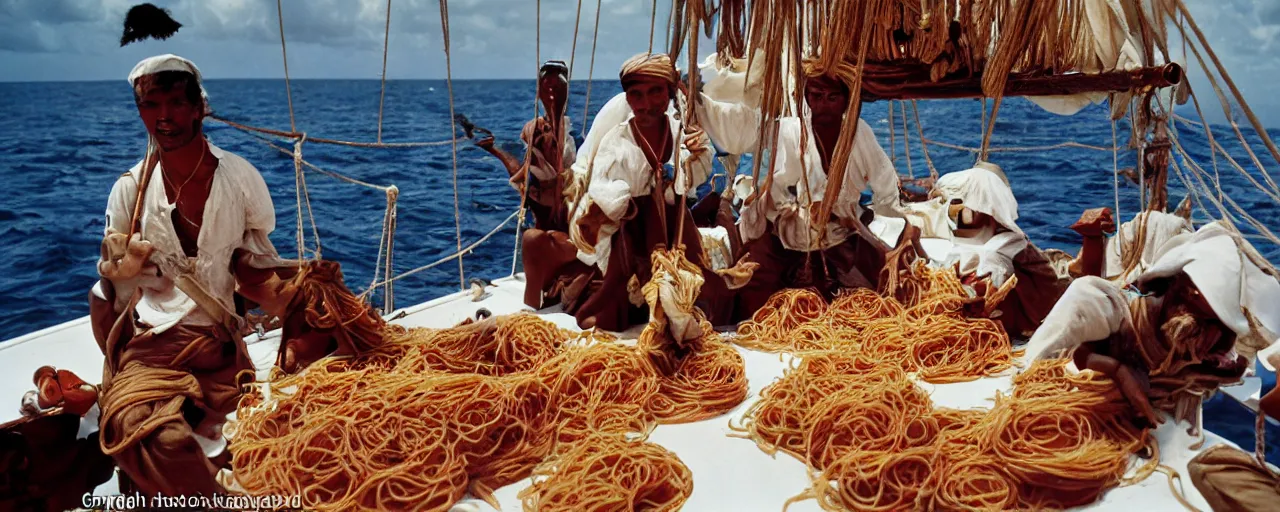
xmin=805 ymin=76 xmax=849 ymax=125
xmin=539 ymin=74 xmax=568 ymax=115
xmin=624 ymin=76 xmax=671 ymax=128
xmin=1155 ymin=274 xmax=1246 ymax=376
xmin=136 ymin=80 xmax=203 ymax=152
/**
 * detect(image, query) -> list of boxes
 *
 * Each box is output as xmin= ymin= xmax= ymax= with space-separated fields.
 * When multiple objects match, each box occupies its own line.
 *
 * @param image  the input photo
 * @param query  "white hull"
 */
xmin=0 ymin=275 xmax=1267 ymax=511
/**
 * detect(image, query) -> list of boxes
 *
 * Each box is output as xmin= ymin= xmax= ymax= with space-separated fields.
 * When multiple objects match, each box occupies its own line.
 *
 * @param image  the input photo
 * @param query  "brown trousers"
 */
xmin=733 ymin=224 xmax=888 ymax=323
xmin=1189 ymin=444 xmax=1280 ymax=512
xmin=91 ymin=288 xmax=251 ymax=498
xmin=1000 ymin=244 xmax=1074 ymax=338
xmin=568 ymin=195 xmax=730 ymax=331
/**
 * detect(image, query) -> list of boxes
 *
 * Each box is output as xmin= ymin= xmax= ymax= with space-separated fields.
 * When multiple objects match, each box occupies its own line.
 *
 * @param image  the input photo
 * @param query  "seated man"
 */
xmin=89 ymin=55 xmax=301 ymax=497
xmin=91 ymin=55 xmax=383 ymax=497
xmin=568 ymin=53 xmax=750 ymax=332
xmin=1023 ymin=222 xmax=1280 ymax=430
xmin=476 ymin=61 xmax=591 ymax=309
xmin=921 ymin=162 xmax=1070 ymax=338
xmin=733 ymin=72 xmax=908 ymax=321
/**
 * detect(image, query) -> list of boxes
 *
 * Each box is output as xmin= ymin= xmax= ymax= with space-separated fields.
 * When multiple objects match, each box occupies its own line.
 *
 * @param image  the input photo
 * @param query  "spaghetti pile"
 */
xmin=732 ymin=264 xmax=1016 ymax=384
xmin=734 ymin=357 xmax=1151 ymax=511
xmin=517 ymin=434 xmax=694 ymax=512
xmin=229 ymin=312 xmax=747 ymax=511
xmin=642 ymin=320 xmax=749 ymax=424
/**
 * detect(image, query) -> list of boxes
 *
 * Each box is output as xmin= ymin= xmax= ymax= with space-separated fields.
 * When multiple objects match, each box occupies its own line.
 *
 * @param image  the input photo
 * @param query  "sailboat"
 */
xmin=3 ymin=0 xmax=1278 ymax=511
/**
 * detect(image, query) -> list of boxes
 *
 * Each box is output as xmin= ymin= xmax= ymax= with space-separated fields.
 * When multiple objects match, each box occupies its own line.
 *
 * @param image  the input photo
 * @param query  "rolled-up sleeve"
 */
xmin=843 ymin=118 xmax=903 ymax=219
xmin=238 ymin=161 xmax=284 ymax=268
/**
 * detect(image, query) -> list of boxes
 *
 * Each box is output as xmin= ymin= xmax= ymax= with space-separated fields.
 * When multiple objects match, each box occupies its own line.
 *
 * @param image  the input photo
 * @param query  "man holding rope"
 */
xmin=568 ymin=53 xmax=754 ymax=334
xmin=476 ymin=60 xmax=593 ymax=311
xmin=733 ymin=72 xmax=911 ymax=322
xmin=87 ymin=54 xmax=349 ymax=497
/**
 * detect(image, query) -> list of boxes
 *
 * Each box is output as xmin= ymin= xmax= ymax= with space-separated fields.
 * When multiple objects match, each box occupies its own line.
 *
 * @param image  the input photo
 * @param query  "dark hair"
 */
xmin=132 ymin=70 xmax=203 ymax=107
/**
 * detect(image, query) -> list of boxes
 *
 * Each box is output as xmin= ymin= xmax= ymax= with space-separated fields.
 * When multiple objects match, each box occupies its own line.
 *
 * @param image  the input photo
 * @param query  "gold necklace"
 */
xmin=161 ymin=141 xmax=209 ymax=229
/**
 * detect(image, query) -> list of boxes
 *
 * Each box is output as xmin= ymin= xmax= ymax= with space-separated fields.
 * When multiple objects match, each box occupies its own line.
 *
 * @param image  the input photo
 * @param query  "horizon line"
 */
xmin=0 ymin=77 xmax=624 ymax=84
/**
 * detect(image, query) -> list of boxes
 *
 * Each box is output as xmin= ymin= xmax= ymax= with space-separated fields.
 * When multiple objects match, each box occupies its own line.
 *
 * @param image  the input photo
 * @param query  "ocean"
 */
xmin=0 ymin=78 xmax=1275 ymax=461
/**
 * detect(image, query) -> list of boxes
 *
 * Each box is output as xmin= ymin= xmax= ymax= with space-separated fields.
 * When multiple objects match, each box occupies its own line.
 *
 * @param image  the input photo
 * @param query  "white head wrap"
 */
xmin=128 ymin=54 xmax=210 ymax=114
xmin=1135 ymin=221 xmax=1280 ymax=345
xmin=933 ymin=166 xmax=1021 ymax=234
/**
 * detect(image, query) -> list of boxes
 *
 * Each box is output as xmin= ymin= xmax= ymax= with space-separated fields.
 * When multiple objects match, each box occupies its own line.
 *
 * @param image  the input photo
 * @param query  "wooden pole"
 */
xmin=858 ymin=63 xmax=1182 ymax=102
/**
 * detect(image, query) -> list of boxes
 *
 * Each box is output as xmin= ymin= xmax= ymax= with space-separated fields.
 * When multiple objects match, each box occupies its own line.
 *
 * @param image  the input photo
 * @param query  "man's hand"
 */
xmin=475 ymin=135 xmax=495 ymax=151
xmin=98 ymin=231 xmax=154 ymax=281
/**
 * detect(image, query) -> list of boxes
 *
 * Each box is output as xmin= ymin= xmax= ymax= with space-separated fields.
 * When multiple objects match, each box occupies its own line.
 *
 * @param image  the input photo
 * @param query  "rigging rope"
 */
xmin=581 ymin=0 xmax=602 ymax=135
xmin=438 ymin=0 xmax=466 ymax=290
xmin=275 ymin=0 xmax=297 ymax=133
xmin=211 ymin=116 xmax=460 ymax=148
xmin=1174 ymin=0 xmax=1280 ymax=190
xmin=363 ymin=211 xmax=521 ymax=293
xmin=376 ymin=0 xmax=393 ymax=144
xmin=648 ymin=0 xmax=658 ymax=54
xmin=901 ymin=98 xmax=913 ymax=178
xmin=1112 ymin=119 xmax=1125 ymax=270
xmin=922 ymin=138 xmax=1113 ymax=154
xmin=910 ymin=100 xmax=938 ymax=179
xmin=568 ymin=0 xmax=584 ymax=79
xmin=510 ymin=0 xmax=545 ymax=277
xmin=888 ymin=100 xmax=896 ymax=162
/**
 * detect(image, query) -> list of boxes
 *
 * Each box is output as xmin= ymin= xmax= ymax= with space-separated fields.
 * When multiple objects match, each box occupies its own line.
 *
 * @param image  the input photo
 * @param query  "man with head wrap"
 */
xmin=85 ymin=54 xmax=307 ymax=497
xmin=1022 ymin=222 xmax=1280 ymax=432
xmin=910 ymin=161 xmax=1072 ymax=337
xmin=476 ymin=61 xmax=592 ymax=310
xmin=567 ymin=52 xmax=754 ymax=332
xmin=732 ymin=72 xmax=911 ymax=321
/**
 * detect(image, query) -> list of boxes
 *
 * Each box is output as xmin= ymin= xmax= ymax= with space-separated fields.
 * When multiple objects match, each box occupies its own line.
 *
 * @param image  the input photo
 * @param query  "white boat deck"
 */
xmin=0 ymin=275 xmax=1268 ymax=511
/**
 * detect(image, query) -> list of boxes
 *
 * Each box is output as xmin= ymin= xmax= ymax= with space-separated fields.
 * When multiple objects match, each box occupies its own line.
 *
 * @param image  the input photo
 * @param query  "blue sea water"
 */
xmin=0 ymin=79 xmax=1276 ymax=462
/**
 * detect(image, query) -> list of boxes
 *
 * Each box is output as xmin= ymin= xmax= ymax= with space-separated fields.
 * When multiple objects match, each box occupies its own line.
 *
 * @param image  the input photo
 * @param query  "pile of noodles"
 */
xmin=227 ymin=313 xmax=747 ymax=511
xmin=734 ymin=260 xmax=1016 ymax=384
xmin=729 ymin=262 xmax=1155 ymax=510
xmin=732 ymin=357 xmax=1153 ymax=511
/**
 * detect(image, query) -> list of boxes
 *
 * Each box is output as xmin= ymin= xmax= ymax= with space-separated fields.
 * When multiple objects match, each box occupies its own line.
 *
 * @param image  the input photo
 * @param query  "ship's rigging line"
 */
xmin=439 ymin=0 xmax=465 ymax=290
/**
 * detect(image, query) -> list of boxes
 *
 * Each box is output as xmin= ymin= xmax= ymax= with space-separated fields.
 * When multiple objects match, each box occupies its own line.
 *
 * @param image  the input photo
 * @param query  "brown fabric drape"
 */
xmin=568 ymin=195 xmax=728 ymax=331
xmin=999 ymin=243 xmax=1073 ymax=338
xmin=97 ymin=322 xmax=251 ymax=498
xmin=1189 ymin=444 xmax=1280 ymax=512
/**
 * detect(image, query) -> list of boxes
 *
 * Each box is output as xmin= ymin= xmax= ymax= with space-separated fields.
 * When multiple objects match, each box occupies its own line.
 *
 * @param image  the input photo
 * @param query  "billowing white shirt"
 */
xmin=570 ymin=117 xmax=713 ymax=272
xmin=739 ymin=116 xmax=903 ymax=251
xmin=100 ymin=140 xmax=282 ymax=333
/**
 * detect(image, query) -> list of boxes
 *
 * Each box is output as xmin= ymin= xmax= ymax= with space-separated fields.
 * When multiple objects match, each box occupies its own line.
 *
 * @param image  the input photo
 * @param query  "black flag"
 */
xmin=120 ymin=4 xmax=183 ymax=47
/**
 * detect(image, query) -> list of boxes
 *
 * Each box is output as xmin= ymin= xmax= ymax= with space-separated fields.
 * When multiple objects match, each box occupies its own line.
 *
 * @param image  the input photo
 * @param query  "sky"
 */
xmin=1 ymin=0 xmax=1278 ymax=123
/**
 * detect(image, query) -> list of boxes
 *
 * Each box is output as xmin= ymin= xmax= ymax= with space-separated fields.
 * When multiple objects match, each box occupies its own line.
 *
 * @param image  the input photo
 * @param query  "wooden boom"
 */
xmin=858 ymin=62 xmax=1183 ymax=102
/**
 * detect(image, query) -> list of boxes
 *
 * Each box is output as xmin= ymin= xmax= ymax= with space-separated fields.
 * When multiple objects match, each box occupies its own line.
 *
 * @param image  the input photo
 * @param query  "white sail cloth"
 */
xmin=1104 ymin=210 xmax=1193 ymax=282
xmin=1027 ymin=0 xmax=1146 ymax=116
